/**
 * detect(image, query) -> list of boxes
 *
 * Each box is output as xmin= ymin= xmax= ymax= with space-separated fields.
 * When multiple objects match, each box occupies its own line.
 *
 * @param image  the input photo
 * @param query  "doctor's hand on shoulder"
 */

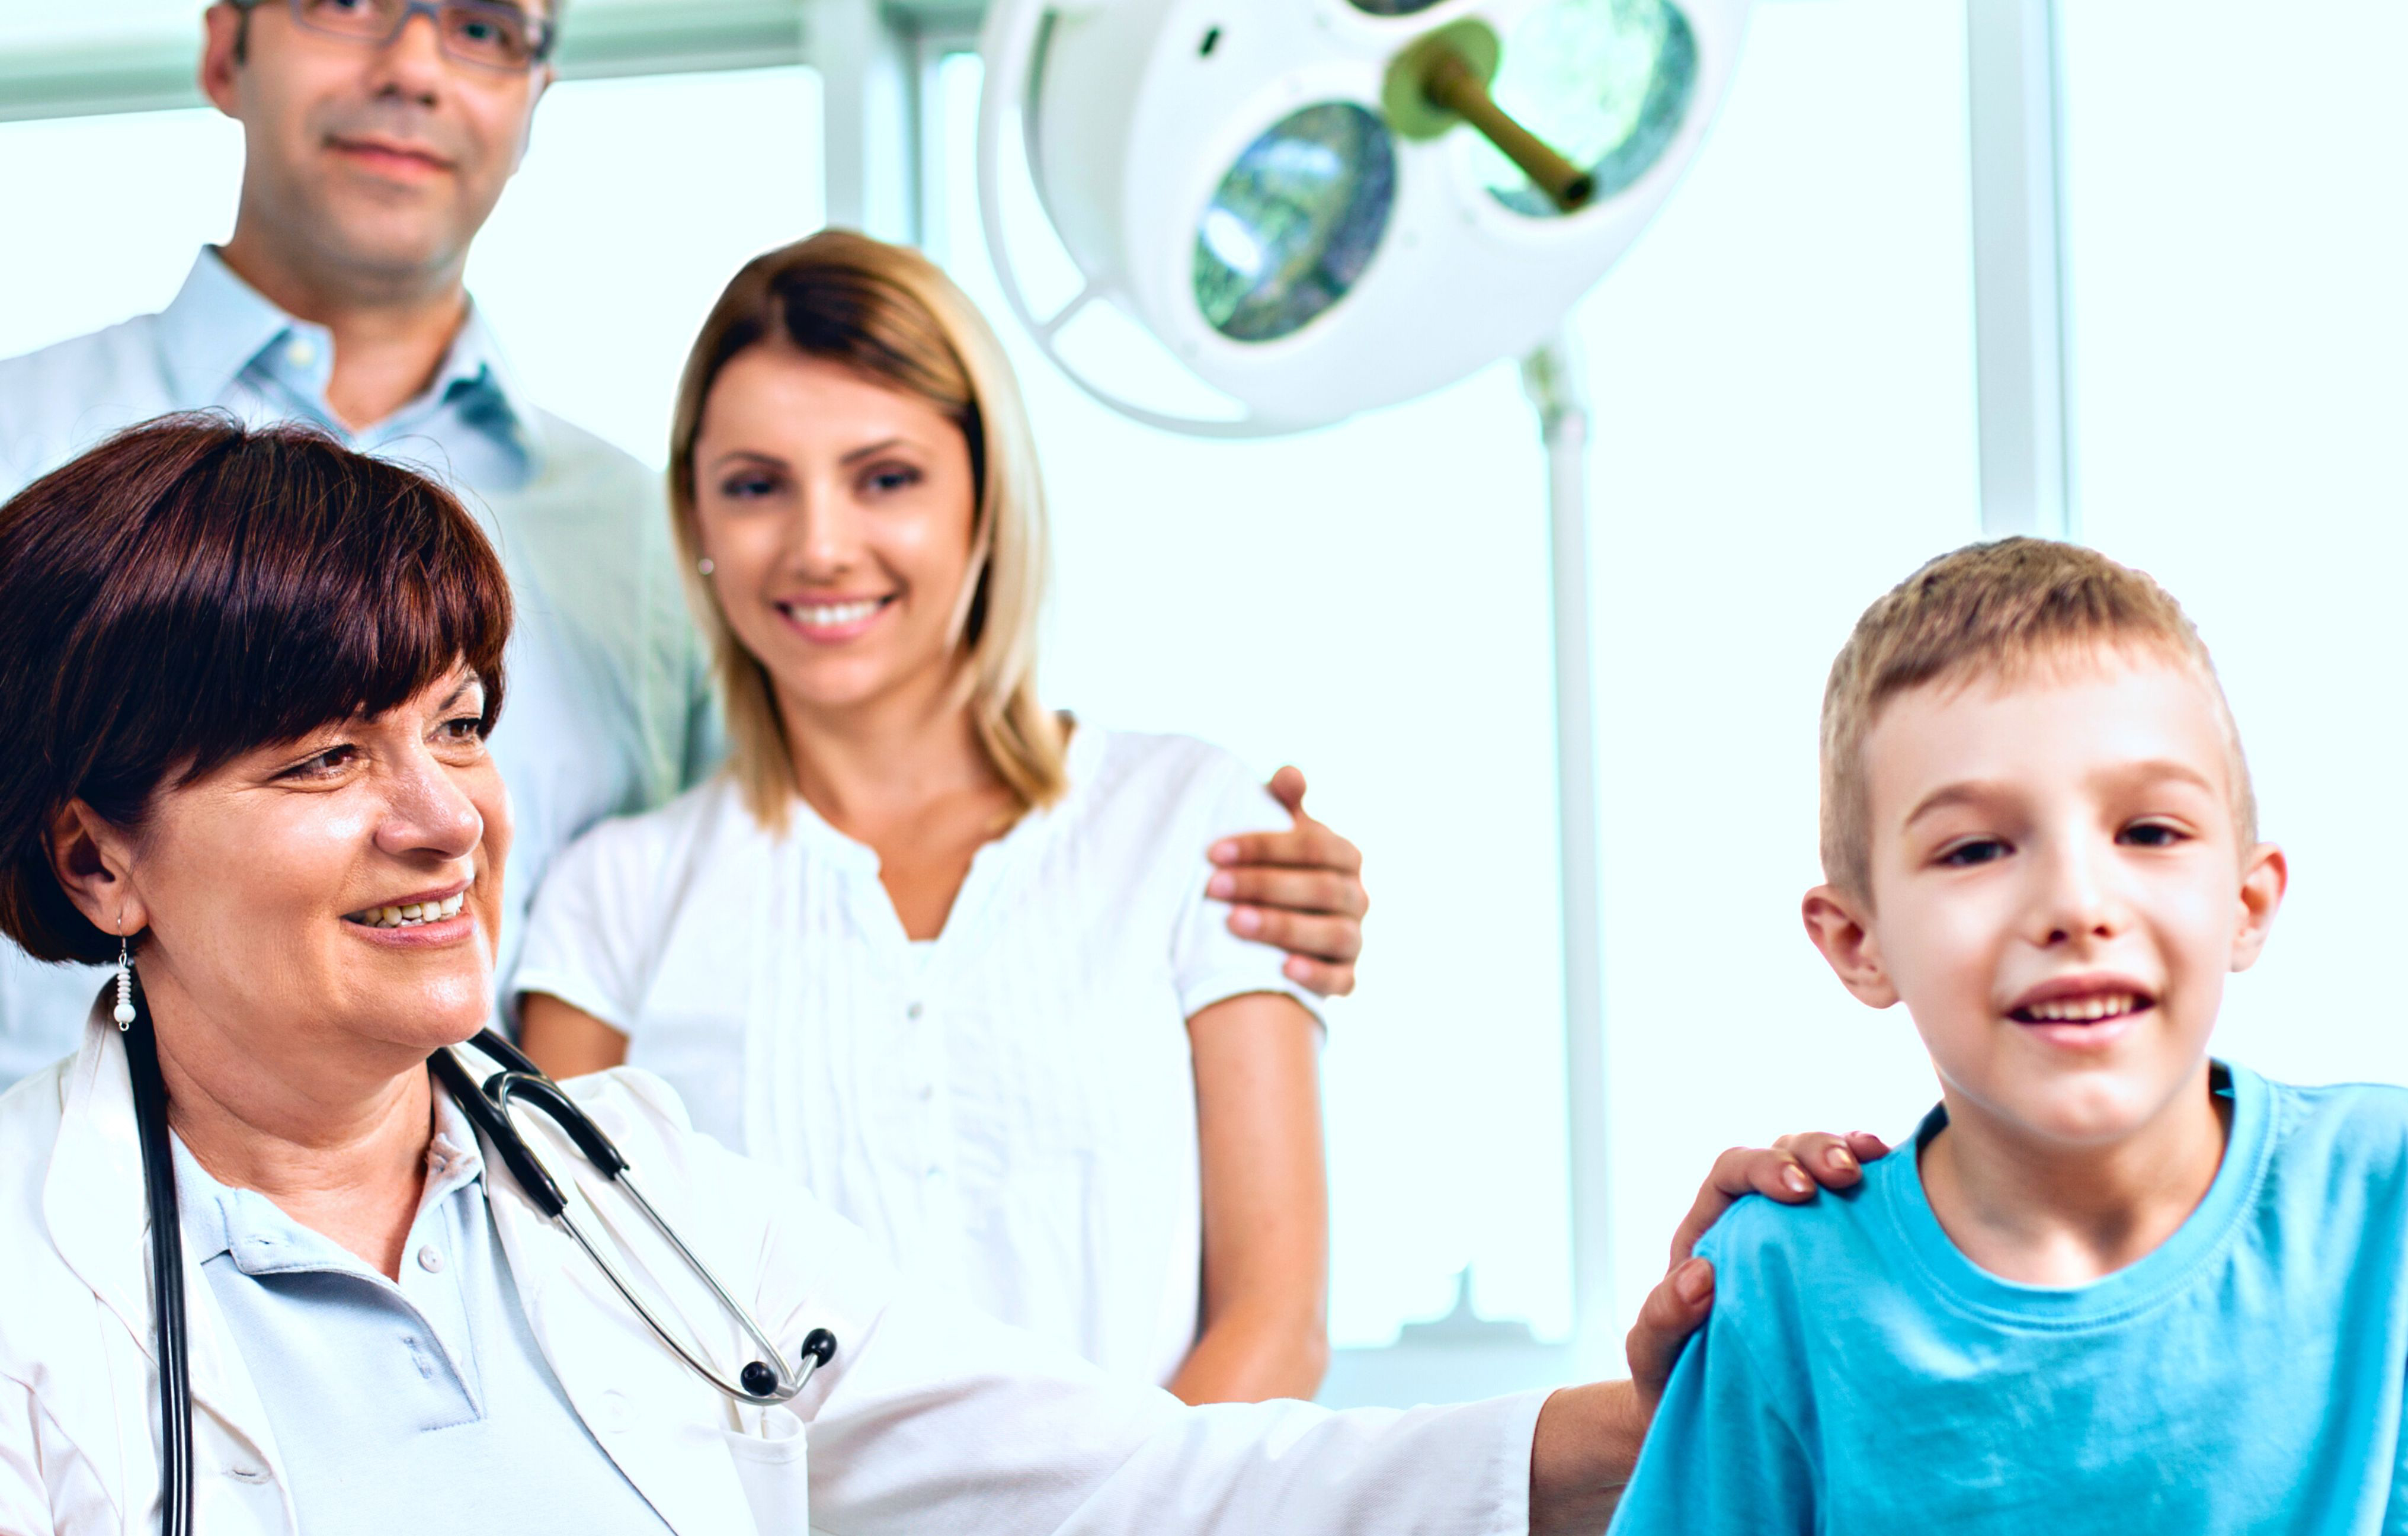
xmin=1528 ymin=1128 xmax=1894 ymax=1531
xmin=1209 ymin=766 xmax=1368 ymax=997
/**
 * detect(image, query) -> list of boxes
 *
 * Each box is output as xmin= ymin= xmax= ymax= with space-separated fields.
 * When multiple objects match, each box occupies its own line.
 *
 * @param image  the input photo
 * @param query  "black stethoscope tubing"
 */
xmin=123 ymin=1006 xmax=195 ymax=1536
xmin=124 ymin=1005 xmax=835 ymax=1536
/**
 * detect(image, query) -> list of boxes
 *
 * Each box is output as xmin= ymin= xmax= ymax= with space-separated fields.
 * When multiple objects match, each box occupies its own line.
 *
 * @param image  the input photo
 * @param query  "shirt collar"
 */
xmin=392 ymin=300 xmax=550 ymax=471
xmin=149 ymin=247 xmax=547 ymax=475
xmin=174 ymin=1078 xmax=489 ymax=1279
xmin=153 ymin=247 xmax=298 ymax=407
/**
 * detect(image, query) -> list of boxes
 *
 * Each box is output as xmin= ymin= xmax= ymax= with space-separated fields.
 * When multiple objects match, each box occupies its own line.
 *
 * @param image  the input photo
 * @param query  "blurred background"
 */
xmin=3 ymin=0 xmax=2401 ymax=1400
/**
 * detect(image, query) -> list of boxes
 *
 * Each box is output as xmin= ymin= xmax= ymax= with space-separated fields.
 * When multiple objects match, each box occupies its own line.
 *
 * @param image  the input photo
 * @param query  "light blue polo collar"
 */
xmin=174 ymin=1083 xmax=488 ymax=1281
xmin=150 ymin=247 xmax=547 ymax=474
xmin=152 ymin=247 xmax=295 ymax=407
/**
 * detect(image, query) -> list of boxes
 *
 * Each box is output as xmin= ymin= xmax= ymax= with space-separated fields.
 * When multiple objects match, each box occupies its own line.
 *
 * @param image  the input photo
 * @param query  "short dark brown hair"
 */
xmin=1819 ymin=536 xmax=2252 ymax=903
xmin=0 ymin=417 xmax=513 ymax=964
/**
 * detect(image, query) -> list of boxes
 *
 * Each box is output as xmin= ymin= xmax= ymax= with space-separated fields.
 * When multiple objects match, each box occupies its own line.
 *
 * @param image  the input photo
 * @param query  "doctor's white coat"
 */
xmin=0 ymin=1015 xmax=1545 ymax=1535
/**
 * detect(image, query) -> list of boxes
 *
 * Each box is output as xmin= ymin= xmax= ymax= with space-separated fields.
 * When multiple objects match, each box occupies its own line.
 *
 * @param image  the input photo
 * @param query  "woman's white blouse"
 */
xmin=514 ymin=727 xmax=1318 ymax=1386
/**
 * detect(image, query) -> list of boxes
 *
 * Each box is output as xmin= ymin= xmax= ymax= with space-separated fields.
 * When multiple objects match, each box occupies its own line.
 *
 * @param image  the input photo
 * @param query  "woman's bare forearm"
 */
xmin=1181 ymin=992 xmax=1330 ymax=1403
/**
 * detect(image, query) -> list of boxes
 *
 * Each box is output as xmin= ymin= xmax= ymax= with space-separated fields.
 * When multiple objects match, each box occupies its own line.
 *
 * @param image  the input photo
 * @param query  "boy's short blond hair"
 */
xmin=1820 ymin=537 xmax=2255 ymax=903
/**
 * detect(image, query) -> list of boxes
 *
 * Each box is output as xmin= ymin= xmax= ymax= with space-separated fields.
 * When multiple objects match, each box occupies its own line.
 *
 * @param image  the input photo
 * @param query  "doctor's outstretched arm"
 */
xmin=1542 ymin=1128 xmax=1893 ymax=1523
xmin=765 ymin=1115 xmax=1883 ymax=1534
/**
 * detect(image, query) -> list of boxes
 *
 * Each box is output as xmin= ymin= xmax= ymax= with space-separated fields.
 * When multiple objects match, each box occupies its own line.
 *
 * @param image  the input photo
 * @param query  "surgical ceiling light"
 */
xmin=978 ymin=0 xmax=1751 ymax=437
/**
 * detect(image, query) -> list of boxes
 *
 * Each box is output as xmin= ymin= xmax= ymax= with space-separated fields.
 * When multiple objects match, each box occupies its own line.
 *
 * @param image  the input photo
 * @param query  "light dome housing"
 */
xmin=978 ymin=0 xmax=1754 ymax=437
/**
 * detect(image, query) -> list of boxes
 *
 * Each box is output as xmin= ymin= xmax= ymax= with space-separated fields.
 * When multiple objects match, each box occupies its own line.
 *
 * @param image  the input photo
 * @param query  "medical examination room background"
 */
xmin=2 ymin=0 xmax=2401 ymax=1393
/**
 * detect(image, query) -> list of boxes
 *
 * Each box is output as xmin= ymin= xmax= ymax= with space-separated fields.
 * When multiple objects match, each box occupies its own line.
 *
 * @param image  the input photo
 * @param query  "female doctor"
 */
xmin=0 ymin=419 xmax=1878 ymax=1534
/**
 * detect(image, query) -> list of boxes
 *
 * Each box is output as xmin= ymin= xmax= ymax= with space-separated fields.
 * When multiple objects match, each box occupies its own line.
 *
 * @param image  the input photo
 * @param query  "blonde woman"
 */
xmin=514 ymin=232 xmax=1339 ymax=1403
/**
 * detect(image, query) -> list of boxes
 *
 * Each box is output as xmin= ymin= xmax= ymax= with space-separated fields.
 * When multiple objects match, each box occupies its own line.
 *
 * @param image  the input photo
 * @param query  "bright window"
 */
xmin=0 ymin=107 xmax=244 ymax=359
xmin=467 ymin=66 xmax=824 ymax=465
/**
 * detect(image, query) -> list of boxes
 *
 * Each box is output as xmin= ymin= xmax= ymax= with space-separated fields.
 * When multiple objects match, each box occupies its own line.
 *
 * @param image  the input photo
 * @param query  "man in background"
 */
xmin=0 ymin=0 xmax=1367 ymax=1084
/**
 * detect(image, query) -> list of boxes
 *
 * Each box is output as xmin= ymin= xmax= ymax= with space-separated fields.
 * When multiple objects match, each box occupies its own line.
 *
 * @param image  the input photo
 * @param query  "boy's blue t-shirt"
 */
xmin=1612 ymin=1064 xmax=2408 ymax=1535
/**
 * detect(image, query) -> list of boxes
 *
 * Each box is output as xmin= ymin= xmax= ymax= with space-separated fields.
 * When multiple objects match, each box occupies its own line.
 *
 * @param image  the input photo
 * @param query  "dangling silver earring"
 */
xmin=696 ymin=556 xmax=716 ymax=577
xmin=113 ymin=932 xmax=137 ymax=1031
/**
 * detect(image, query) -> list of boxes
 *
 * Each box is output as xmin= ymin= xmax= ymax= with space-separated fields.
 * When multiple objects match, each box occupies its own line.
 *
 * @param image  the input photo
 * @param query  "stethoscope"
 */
xmin=121 ymin=1000 xmax=838 ymax=1536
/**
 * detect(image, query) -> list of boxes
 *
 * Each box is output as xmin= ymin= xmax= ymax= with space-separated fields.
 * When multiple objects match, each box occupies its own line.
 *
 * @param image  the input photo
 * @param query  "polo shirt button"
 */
xmin=417 ymin=1244 xmax=446 ymax=1273
xmin=906 ymin=1001 xmax=924 ymax=1020
xmin=284 ymin=337 xmax=318 ymax=369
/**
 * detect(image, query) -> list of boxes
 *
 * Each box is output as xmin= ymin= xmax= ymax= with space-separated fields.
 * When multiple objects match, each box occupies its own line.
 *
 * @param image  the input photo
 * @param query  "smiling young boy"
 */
xmin=1609 ymin=539 xmax=2408 ymax=1532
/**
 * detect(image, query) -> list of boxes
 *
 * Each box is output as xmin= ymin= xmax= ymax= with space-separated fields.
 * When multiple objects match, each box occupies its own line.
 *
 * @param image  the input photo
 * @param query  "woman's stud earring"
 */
xmin=696 ymin=556 xmax=716 ymax=577
xmin=113 ymin=933 xmax=136 ymax=1031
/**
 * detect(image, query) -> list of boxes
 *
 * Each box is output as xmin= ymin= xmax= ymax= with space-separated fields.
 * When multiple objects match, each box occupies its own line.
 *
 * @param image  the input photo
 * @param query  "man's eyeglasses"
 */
xmin=235 ymin=0 xmax=556 ymax=73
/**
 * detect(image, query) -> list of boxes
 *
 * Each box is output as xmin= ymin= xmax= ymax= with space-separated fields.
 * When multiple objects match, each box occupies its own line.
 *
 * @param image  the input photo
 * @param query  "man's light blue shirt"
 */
xmin=171 ymin=1088 xmax=671 ymax=1532
xmin=0 ymin=250 xmax=722 ymax=1084
xmin=1611 ymin=1063 xmax=2408 ymax=1534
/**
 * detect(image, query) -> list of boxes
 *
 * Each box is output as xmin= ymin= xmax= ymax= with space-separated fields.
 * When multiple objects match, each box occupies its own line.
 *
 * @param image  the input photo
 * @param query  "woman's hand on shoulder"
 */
xmin=1206 ymin=767 xmax=1367 ymax=999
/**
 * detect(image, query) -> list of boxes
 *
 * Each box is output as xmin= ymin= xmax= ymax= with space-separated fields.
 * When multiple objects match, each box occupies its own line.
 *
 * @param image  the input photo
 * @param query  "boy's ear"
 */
xmin=1801 ymin=885 xmax=1900 ymax=1008
xmin=2228 ymin=841 xmax=2288 ymax=973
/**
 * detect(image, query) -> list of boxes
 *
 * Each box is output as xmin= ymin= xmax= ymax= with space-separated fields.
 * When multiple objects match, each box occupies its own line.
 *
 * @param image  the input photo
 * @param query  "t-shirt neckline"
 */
xmin=1881 ymin=1059 xmax=2273 ymax=1330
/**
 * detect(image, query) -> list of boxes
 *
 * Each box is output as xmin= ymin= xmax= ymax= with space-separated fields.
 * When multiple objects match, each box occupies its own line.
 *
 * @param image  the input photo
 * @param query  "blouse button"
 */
xmin=905 ymin=1001 xmax=924 ymax=1020
xmin=417 ymin=1244 xmax=446 ymax=1274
